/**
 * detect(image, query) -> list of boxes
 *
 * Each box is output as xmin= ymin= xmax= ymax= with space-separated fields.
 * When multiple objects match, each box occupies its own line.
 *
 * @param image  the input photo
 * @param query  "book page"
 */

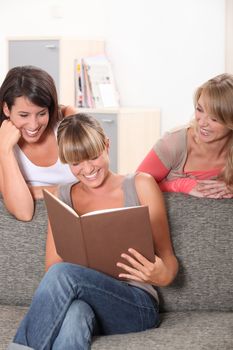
xmin=82 ymin=205 xmax=141 ymax=217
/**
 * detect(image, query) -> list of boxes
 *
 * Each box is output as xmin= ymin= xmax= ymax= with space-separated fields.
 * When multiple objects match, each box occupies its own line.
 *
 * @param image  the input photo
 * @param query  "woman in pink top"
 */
xmin=137 ymin=73 xmax=233 ymax=199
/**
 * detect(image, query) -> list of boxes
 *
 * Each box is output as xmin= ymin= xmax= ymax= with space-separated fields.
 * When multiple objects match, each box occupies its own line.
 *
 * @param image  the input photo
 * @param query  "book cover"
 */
xmin=43 ymin=189 xmax=155 ymax=279
xmin=74 ymin=59 xmax=84 ymax=108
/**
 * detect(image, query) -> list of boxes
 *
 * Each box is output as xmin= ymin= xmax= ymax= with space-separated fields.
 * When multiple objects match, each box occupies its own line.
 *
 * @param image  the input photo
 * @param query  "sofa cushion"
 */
xmin=92 ymin=311 xmax=233 ymax=350
xmin=0 ymin=305 xmax=28 ymax=350
xmin=158 ymin=193 xmax=233 ymax=312
xmin=1 ymin=307 xmax=232 ymax=350
xmin=0 ymin=197 xmax=47 ymax=306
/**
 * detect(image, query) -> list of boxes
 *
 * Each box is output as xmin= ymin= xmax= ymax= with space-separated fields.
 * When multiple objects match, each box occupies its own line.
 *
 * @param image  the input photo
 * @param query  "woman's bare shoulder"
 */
xmin=134 ymin=172 xmax=161 ymax=194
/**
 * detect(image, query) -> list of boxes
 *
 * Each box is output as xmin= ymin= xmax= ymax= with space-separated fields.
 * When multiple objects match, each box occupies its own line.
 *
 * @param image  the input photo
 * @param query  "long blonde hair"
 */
xmin=194 ymin=73 xmax=233 ymax=188
xmin=57 ymin=113 xmax=108 ymax=164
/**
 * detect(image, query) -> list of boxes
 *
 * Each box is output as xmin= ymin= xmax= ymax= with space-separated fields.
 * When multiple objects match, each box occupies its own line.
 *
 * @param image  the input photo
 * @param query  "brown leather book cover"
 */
xmin=43 ymin=189 xmax=155 ymax=279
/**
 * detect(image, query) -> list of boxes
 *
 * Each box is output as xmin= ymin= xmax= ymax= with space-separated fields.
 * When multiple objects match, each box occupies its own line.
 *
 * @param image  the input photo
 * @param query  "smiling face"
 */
xmin=57 ymin=113 xmax=110 ymax=189
xmin=3 ymin=96 xmax=49 ymax=143
xmin=69 ymin=149 xmax=110 ymax=189
xmin=195 ymin=93 xmax=231 ymax=143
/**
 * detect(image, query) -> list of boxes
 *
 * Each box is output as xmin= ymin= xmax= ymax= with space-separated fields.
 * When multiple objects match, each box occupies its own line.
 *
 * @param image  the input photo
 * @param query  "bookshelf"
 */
xmin=7 ymin=37 xmax=105 ymax=105
xmin=74 ymin=54 xmax=119 ymax=109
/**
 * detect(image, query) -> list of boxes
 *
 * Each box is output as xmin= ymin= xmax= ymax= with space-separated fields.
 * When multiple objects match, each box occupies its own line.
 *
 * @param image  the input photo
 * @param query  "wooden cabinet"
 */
xmin=7 ymin=37 xmax=105 ymax=105
xmin=81 ymin=108 xmax=160 ymax=174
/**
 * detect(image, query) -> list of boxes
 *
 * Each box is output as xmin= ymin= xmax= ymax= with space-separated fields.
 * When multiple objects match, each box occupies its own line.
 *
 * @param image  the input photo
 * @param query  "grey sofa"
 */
xmin=0 ymin=193 xmax=232 ymax=350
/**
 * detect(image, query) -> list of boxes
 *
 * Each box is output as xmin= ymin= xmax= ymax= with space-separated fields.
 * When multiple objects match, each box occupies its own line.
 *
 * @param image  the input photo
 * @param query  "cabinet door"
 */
xmin=92 ymin=114 xmax=118 ymax=172
xmin=8 ymin=40 xmax=60 ymax=93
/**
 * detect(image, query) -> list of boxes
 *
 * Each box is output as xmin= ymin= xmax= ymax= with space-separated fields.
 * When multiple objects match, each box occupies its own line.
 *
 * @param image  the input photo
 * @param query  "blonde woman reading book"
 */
xmin=0 ymin=66 xmax=77 ymax=221
xmin=8 ymin=113 xmax=178 ymax=350
xmin=137 ymin=73 xmax=233 ymax=199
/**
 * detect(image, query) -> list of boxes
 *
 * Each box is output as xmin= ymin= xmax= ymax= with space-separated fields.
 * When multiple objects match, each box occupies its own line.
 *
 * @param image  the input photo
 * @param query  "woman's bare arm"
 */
xmin=45 ymin=220 xmax=63 ymax=271
xmin=0 ymin=120 xmax=34 ymax=221
xmin=117 ymin=172 xmax=178 ymax=286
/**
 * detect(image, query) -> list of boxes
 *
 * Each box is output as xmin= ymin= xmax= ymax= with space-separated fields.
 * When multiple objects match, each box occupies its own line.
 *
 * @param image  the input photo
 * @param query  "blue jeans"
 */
xmin=8 ymin=263 xmax=159 ymax=350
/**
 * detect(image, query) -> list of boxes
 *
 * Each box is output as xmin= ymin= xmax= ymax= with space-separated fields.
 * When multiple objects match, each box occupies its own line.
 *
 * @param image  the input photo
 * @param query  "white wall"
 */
xmin=0 ymin=0 xmax=225 ymax=134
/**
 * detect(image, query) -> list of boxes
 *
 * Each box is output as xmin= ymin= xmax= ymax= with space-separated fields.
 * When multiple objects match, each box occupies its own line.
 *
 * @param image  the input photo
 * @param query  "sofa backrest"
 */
xmin=0 ymin=197 xmax=47 ymax=306
xmin=0 ymin=193 xmax=232 ymax=312
xmin=158 ymin=193 xmax=233 ymax=312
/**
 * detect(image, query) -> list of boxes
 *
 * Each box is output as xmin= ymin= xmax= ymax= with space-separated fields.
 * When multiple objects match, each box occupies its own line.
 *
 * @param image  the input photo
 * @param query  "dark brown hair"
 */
xmin=0 ymin=65 xmax=62 ymax=128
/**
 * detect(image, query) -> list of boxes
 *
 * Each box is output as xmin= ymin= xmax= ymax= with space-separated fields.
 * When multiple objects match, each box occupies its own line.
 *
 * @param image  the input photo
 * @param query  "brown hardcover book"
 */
xmin=43 ymin=189 xmax=155 ymax=279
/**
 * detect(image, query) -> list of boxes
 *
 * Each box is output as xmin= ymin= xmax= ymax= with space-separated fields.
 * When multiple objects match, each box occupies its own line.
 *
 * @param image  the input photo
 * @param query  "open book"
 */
xmin=43 ymin=190 xmax=155 ymax=279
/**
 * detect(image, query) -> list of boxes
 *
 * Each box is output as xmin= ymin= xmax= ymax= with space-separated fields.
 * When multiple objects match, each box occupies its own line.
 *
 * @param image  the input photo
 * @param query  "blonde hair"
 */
xmin=57 ymin=113 xmax=107 ymax=164
xmin=193 ymin=73 xmax=233 ymax=188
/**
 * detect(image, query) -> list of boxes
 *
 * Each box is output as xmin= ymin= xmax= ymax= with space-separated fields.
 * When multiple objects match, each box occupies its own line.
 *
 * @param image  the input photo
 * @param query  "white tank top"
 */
xmin=13 ymin=127 xmax=77 ymax=186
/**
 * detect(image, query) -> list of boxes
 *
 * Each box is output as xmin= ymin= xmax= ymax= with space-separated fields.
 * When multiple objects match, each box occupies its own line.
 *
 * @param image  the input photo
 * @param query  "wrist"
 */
xmin=159 ymin=257 xmax=179 ymax=287
xmin=0 ymin=147 xmax=15 ymax=160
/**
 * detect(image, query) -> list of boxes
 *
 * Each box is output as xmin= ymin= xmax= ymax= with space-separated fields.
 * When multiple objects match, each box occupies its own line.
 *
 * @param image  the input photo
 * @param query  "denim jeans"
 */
xmin=8 ymin=263 xmax=159 ymax=350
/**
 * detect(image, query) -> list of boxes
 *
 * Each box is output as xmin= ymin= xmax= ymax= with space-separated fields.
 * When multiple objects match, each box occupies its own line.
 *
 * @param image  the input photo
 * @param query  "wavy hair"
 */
xmin=193 ymin=73 xmax=233 ymax=188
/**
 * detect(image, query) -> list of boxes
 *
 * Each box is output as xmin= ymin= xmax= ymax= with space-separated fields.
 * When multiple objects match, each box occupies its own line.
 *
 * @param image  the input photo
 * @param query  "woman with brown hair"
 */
xmin=0 ymin=66 xmax=77 ymax=221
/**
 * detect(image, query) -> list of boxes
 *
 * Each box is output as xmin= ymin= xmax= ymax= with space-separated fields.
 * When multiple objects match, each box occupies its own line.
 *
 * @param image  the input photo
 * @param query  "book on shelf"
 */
xmin=82 ymin=58 xmax=95 ymax=108
xmin=74 ymin=54 xmax=120 ymax=109
xmin=74 ymin=59 xmax=84 ymax=108
xmin=43 ymin=189 xmax=155 ymax=279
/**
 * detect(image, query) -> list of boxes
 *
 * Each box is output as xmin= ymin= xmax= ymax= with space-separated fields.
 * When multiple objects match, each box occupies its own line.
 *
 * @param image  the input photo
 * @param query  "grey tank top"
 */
xmin=58 ymin=173 xmax=158 ymax=302
xmin=58 ymin=173 xmax=141 ymax=208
